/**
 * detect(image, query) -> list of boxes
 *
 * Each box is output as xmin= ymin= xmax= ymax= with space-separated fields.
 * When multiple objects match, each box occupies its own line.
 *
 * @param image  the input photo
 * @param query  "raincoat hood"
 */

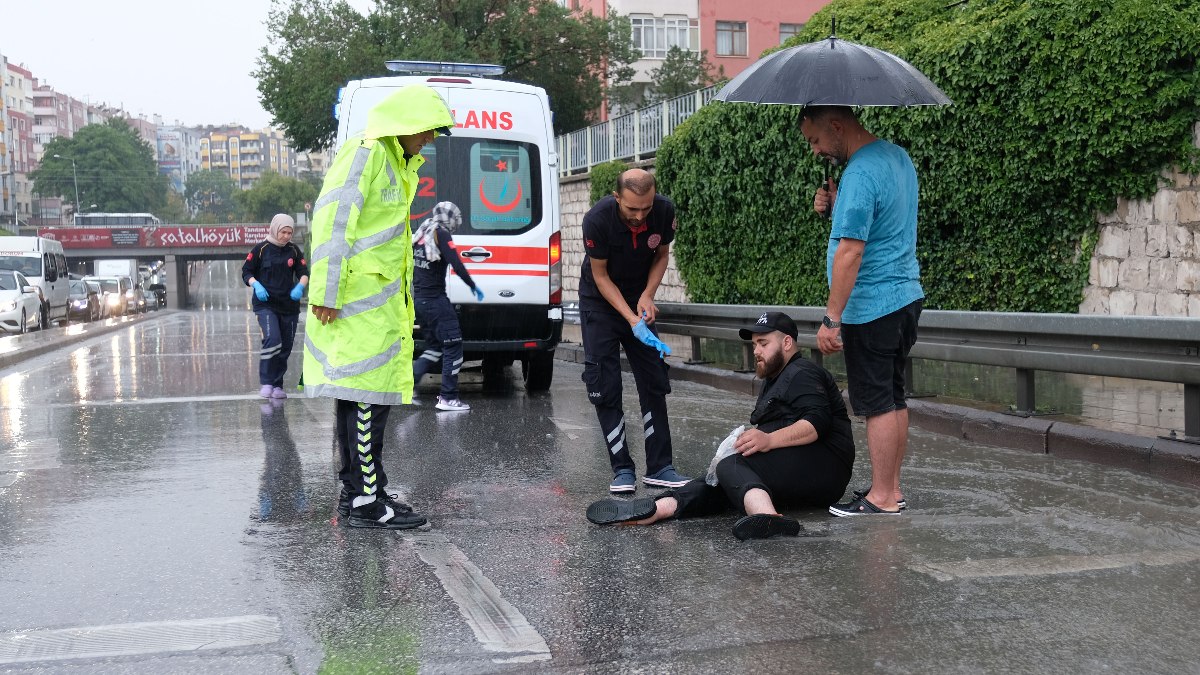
xmin=364 ymin=84 xmax=455 ymax=141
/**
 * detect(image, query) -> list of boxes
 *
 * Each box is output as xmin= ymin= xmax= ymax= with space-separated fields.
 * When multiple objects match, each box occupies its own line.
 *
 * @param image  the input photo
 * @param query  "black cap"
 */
xmin=436 ymin=126 xmax=452 ymax=136
xmin=739 ymin=311 xmax=798 ymax=341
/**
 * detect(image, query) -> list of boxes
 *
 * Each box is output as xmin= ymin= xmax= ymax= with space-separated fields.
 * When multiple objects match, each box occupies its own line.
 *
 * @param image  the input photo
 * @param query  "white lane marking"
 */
xmin=408 ymin=532 xmax=551 ymax=663
xmin=0 ymin=615 xmax=281 ymax=665
xmin=910 ymin=549 xmax=1200 ymax=581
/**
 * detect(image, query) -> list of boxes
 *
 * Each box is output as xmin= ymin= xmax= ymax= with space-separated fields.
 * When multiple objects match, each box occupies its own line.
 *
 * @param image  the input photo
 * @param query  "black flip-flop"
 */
xmin=586 ymin=497 xmax=658 ymax=525
xmin=732 ymin=513 xmax=803 ymax=540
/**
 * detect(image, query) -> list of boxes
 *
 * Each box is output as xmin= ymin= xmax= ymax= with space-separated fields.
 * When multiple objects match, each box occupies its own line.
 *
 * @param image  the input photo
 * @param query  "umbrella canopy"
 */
xmin=713 ymin=36 xmax=952 ymax=107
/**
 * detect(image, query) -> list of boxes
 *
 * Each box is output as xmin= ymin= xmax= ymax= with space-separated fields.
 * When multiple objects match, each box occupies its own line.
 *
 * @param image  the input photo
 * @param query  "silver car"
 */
xmin=0 ymin=270 xmax=44 ymax=334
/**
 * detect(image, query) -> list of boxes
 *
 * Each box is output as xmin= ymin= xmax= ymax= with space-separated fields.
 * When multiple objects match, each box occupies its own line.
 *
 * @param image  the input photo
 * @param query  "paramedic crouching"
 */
xmin=585 ymin=312 xmax=855 ymax=539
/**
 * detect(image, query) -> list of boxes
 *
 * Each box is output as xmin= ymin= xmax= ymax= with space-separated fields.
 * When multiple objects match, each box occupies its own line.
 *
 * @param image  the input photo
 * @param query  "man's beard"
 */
xmin=755 ymin=351 xmax=785 ymax=379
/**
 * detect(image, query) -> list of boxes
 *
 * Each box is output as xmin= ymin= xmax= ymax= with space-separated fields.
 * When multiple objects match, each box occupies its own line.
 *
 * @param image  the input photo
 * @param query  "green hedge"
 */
xmin=589 ymin=160 xmax=629 ymax=205
xmin=657 ymin=0 xmax=1200 ymax=311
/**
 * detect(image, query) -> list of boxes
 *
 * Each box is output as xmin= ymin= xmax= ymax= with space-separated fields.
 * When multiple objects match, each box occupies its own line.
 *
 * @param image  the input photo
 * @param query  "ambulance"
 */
xmin=334 ymin=61 xmax=563 ymax=390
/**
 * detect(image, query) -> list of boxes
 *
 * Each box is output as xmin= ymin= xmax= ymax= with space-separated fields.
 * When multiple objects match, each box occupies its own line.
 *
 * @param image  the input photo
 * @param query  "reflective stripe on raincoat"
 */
xmin=303 ymin=84 xmax=454 ymax=405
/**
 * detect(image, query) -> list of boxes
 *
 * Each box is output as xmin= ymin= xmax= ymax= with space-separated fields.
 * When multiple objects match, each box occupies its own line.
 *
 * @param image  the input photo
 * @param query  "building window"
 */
xmin=779 ymin=23 xmax=804 ymax=44
xmin=630 ymin=15 xmax=699 ymax=59
xmin=716 ymin=21 xmax=747 ymax=57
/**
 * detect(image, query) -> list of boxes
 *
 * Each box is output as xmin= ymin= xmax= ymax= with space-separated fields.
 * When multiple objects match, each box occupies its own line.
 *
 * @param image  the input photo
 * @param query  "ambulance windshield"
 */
xmin=409 ymin=137 xmax=542 ymax=236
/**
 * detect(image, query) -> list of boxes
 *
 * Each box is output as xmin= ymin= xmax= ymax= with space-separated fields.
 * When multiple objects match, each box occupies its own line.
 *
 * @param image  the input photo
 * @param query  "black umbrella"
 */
xmin=713 ymin=35 xmax=952 ymax=107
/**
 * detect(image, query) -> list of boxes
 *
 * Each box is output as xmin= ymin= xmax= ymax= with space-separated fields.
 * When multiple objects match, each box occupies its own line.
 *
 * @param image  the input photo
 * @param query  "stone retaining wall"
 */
xmin=559 ymin=167 xmax=690 ymax=306
xmin=1081 ymin=122 xmax=1200 ymax=316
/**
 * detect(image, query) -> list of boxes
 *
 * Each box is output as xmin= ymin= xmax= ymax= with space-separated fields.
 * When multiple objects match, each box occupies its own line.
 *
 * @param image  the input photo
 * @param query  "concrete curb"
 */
xmin=0 ymin=311 xmax=170 ymax=372
xmin=554 ymin=342 xmax=1200 ymax=488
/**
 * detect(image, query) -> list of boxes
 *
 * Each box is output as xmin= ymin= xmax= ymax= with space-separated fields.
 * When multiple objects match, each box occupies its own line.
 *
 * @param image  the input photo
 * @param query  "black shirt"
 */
xmin=412 ymin=226 xmax=477 ymax=298
xmin=751 ymin=353 xmax=855 ymax=468
xmin=579 ymin=194 xmax=676 ymax=313
xmin=241 ymin=240 xmax=309 ymax=315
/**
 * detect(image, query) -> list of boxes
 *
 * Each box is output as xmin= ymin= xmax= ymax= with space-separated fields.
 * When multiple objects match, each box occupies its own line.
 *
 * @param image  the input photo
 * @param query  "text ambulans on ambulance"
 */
xmin=0 ymin=236 xmax=70 ymax=326
xmin=334 ymin=62 xmax=563 ymax=389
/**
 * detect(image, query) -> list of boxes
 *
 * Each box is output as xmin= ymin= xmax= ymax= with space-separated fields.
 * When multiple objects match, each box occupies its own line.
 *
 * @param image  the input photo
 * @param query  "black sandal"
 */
xmin=732 ymin=513 xmax=802 ymax=540
xmin=586 ymin=497 xmax=658 ymax=525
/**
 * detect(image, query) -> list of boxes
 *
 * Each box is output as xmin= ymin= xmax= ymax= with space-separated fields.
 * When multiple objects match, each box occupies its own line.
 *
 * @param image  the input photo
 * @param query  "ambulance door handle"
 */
xmin=461 ymin=247 xmax=493 ymax=261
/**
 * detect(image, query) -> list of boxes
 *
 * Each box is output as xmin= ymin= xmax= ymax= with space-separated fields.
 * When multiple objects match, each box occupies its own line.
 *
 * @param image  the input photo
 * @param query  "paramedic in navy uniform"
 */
xmin=411 ymin=201 xmax=484 ymax=412
xmin=242 ymin=213 xmax=309 ymax=399
xmin=580 ymin=168 xmax=691 ymax=493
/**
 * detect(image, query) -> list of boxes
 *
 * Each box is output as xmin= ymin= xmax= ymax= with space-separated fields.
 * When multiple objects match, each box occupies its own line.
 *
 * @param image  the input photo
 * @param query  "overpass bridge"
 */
xmin=37 ymin=223 xmax=296 ymax=309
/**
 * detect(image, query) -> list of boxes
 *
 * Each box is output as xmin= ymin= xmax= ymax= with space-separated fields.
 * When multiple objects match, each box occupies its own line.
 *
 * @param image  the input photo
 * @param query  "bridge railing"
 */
xmin=556 ymin=86 xmax=721 ymax=176
xmin=648 ymin=302 xmax=1200 ymax=440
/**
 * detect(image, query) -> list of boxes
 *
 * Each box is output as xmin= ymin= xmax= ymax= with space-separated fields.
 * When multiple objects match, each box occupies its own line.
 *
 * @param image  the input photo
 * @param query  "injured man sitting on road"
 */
xmin=586 ymin=312 xmax=856 ymax=540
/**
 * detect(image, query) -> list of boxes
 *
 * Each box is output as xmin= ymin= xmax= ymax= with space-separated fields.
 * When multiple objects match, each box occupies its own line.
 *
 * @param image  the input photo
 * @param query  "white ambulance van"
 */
xmin=334 ymin=61 xmax=563 ymax=390
xmin=0 ymin=236 xmax=70 ymax=327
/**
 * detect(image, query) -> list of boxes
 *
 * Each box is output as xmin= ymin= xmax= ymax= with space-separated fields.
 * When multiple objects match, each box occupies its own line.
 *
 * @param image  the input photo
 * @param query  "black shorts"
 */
xmin=841 ymin=299 xmax=922 ymax=417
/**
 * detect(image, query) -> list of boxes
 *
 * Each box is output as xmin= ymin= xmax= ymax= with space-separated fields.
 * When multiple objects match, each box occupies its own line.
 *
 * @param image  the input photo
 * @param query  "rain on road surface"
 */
xmin=1 ymin=262 xmax=1197 ymax=674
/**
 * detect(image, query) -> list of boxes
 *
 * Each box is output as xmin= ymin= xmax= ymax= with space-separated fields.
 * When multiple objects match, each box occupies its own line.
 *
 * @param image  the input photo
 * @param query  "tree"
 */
xmin=185 ymin=169 xmax=239 ymax=223
xmin=233 ymin=171 xmax=319 ymax=221
xmin=255 ymin=0 xmax=639 ymax=151
xmin=32 ymin=119 xmax=168 ymax=215
xmin=644 ymin=47 xmax=723 ymax=104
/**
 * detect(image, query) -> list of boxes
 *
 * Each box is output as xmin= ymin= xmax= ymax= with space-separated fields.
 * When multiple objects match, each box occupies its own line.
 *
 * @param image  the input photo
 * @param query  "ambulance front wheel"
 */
xmin=522 ymin=350 xmax=554 ymax=392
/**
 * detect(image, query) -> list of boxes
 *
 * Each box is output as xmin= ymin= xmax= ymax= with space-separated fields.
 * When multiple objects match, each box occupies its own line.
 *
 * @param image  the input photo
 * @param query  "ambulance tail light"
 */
xmin=549 ymin=232 xmax=562 ymax=305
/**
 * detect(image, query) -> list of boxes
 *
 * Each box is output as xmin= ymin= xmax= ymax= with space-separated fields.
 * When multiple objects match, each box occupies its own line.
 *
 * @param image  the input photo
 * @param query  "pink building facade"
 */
xmin=700 ymin=0 xmax=826 ymax=79
xmin=565 ymin=0 xmax=829 ymax=119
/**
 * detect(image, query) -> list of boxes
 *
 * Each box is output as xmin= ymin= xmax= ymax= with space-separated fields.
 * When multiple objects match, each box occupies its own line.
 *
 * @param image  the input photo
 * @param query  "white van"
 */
xmin=334 ymin=61 xmax=563 ymax=389
xmin=0 ymin=236 xmax=70 ymax=326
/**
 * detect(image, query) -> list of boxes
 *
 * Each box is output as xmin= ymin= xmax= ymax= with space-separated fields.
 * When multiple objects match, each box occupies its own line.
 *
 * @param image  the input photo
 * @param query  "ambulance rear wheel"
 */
xmin=522 ymin=350 xmax=554 ymax=392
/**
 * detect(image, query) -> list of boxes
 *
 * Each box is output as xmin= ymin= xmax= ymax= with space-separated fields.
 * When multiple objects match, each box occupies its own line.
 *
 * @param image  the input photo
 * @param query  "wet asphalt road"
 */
xmin=1 ymin=262 xmax=1199 ymax=674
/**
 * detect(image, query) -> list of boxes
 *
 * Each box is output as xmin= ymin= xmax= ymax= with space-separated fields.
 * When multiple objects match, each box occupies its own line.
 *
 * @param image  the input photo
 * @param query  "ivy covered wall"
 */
xmin=655 ymin=0 xmax=1200 ymax=312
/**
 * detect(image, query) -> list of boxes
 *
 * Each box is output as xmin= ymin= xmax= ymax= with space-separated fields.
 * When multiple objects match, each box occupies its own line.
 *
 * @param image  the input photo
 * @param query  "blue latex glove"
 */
xmin=472 ymin=287 xmax=485 ymax=302
xmin=290 ymin=283 xmax=305 ymax=301
xmin=632 ymin=319 xmax=671 ymax=359
xmin=252 ymin=281 xmax=269 ymax=301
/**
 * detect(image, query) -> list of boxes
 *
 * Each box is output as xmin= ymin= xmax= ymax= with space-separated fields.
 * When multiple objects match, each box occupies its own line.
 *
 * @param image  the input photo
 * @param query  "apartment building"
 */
xmin=157 ymin=126 xmax=203 ymax=195
xmin=566 ymin=0 xmax=827 ymax=116
xmin=2 ymin=58 xmax=37 ymax=231
xmin=199 ymin=126 xmax=297 ymax=190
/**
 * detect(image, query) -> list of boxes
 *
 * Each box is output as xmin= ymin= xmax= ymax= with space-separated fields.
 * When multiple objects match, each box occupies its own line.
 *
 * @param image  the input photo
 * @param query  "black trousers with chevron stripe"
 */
xmin=335 ymin=399 xmax=393 ymax=497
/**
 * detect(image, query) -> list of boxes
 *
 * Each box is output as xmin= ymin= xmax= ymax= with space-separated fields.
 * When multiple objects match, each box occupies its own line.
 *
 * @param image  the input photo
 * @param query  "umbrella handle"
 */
xmin=819 ymin=168 xmax=832 ymax=220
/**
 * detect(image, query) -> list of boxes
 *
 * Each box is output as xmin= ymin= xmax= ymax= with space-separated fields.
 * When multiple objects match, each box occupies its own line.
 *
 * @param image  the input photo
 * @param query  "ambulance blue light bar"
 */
xmin=385 ymin=61 xmax=506 ymax=77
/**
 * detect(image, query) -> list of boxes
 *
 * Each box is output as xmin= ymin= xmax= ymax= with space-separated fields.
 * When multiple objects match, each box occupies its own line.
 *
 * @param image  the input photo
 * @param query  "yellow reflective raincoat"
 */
xmin=303 ymin=84 xmax=454 ymax=405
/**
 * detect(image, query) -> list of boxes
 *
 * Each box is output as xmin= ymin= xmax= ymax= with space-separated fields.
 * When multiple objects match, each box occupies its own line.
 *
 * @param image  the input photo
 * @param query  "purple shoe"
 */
xmin=258 ymin=384 xmax=273 ymax=398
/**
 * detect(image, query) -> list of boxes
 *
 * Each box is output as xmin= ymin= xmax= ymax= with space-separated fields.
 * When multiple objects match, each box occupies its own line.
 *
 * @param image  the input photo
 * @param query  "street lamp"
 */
xmin=52 ymin=153 xmax=80 ymax=223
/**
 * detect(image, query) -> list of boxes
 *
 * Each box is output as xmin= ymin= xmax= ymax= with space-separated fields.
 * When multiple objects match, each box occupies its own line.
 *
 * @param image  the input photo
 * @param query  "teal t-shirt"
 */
xmin=826 ymin=139 xmax=924 ymax=324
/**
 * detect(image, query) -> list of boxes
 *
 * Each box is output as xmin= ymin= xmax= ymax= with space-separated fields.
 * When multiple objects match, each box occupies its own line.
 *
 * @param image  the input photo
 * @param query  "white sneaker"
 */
xmin=435 ymin=396 xmax=471 ymax=412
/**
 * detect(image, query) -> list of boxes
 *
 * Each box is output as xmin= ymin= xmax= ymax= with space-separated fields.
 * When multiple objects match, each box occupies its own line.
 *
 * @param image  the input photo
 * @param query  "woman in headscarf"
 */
xmin=411 ymin=201 xmax=484 ymax=411
xmin=242 ymin=213 xmax=309 ymax=399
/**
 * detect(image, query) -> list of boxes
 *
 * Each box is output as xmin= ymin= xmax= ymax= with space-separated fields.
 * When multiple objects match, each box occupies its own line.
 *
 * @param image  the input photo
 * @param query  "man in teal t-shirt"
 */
xmin=800 ymin=105 xmax=925 ymax=517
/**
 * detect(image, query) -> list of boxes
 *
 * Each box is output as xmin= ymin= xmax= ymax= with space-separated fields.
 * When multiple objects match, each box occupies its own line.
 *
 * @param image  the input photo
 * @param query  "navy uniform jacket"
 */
xmin=579 ymin=194 xmax=675 ymax=314
xmin=412 ymin=226 xmax=477 ymax=298
xmin=241 ymin=240 xmax=309 ymax=315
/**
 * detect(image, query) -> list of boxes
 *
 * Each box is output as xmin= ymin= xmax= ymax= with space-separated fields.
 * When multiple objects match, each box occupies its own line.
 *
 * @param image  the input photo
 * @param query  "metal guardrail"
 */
xmin=556 ymin=86 xmax=720 ymax=176
xmin=652 ymin=303 xmax=1200 ymax=440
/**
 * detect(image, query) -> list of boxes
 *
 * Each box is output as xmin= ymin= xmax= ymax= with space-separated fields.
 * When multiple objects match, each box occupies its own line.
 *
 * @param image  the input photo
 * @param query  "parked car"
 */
xmin=127 ymin=282 xmax=148 ymax=313
xmin=83 ymin=275 xmax=131 ymax=317
xmin=68 ymin=279 xmax=102 ymax=322
xmin=0 ymin=270 xmax=44 ymax=334
xmin=148 ymin=283 xmax=167 ymax=308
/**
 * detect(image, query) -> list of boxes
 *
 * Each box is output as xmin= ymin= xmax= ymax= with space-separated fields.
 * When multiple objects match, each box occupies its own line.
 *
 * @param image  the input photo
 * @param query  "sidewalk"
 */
xmin=556 ymin=323 xmax=1200 ymax=488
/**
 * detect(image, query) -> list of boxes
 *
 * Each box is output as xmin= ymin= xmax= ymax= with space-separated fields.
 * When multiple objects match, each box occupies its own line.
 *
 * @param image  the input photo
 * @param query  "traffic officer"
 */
xmin=303 ymin=83 xmax=455 ymax=530
xmin=580 ymin=168 xmax=691 ymax=493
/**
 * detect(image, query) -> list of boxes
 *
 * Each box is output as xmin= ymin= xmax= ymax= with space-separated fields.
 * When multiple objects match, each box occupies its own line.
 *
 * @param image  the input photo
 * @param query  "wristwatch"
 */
xmin=822 ymin=315 xmax=841 ymax=329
